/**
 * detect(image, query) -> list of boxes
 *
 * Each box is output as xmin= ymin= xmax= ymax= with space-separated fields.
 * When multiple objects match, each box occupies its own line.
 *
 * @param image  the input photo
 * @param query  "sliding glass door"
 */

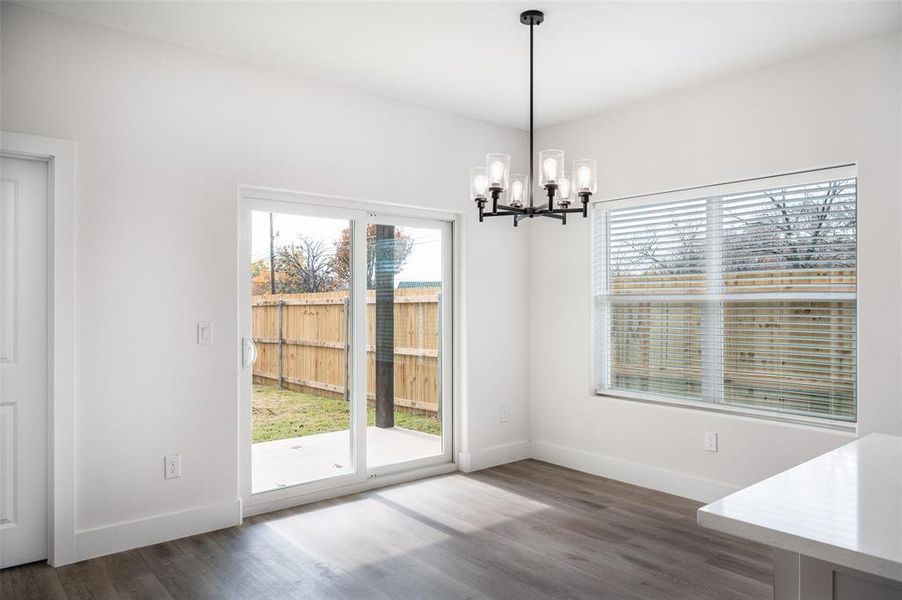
xmin=247 ymin=209 xmax=355 ymax=493
xmin=366 ymin=217 xmax=452 ymax=473
xmin=239 ymin=195 xmax=452 ymax=507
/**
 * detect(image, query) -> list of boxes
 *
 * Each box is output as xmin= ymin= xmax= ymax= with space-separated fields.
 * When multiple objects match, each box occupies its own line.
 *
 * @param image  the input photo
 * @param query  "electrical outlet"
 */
xmin=500 ymin=406 xmax=510 ymax=423
xmin=165 ymin=454 xmax=181 ymax=479
xmin=704 ymin=432 xmax=718 ymax=453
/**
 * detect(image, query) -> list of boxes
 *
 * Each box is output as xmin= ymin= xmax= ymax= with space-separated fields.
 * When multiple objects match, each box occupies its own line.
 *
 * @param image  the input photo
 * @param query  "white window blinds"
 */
xmin=593 ymin=168 xmax=856 ymax=425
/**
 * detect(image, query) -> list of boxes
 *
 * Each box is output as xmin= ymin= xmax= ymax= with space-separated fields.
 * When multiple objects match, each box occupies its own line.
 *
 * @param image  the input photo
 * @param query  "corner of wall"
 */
xmin=457 ymin=440 xmax=531 ymax=472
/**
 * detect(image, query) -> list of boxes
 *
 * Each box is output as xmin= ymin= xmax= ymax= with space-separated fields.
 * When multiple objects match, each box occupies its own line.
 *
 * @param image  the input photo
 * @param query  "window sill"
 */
xmin=595 ymin=388 xmax=858 ymax=433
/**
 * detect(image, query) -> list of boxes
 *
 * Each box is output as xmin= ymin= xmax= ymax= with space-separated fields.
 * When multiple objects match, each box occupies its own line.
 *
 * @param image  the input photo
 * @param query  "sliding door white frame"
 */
xmin=237 ymin=186 xmax=460 ymax=517
xmin=238 ymin=198 xmax=369 ymax=506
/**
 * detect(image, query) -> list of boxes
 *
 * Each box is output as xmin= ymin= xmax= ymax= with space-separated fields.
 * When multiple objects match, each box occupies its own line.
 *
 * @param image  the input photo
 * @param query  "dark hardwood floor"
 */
xmin=1 ymin=460 xmax=771 ymax=599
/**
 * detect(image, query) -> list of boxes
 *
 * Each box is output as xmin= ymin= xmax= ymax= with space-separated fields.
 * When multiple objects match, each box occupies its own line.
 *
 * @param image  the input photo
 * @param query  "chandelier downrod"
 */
xmin=521 ymin=8 xmax=543 ymax=209
xmin=529 ymin=14 xmax=534 ymax=208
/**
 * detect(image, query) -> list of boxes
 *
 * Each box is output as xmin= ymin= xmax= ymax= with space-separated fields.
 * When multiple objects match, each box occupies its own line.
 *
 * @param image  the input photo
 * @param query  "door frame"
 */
xmin=237 ymin=185 xmax=461 ymax=517
xmin=0 ymin=131 xmax=77 ymax=566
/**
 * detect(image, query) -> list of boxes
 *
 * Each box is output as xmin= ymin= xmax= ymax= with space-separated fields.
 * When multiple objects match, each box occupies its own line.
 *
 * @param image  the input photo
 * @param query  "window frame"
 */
xmin=591 ymin=165 xmax=858 ymax=432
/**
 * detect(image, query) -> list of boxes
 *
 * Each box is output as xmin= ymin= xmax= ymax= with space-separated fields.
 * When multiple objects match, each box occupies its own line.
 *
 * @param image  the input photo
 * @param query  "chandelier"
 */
xmin=470 ymin=10 xmax=597 ymax=227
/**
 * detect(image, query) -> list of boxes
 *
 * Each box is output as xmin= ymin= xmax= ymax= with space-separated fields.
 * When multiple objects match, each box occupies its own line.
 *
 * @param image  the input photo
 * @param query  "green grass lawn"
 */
xmin=252 ymin=384 xmax=441 ymax=443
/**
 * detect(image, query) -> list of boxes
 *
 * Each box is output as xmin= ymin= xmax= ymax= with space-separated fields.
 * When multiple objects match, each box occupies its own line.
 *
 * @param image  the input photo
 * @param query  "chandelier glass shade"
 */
xmin=470 ymin=10 xmax=596 ymax=226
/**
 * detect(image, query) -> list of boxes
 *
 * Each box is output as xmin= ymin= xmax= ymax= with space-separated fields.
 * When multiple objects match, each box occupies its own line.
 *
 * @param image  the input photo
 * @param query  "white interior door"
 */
xmin=0 ymin=156 xmax=49 ymax=568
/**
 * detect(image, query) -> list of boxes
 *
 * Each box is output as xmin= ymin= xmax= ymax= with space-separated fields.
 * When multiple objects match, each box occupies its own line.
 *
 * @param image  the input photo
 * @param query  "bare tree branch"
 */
xmin=276 ymin=235 xmax=338 ymax=293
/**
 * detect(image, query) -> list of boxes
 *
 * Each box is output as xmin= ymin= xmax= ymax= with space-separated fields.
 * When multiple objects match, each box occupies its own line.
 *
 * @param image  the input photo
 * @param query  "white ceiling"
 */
xmin=23 ymin=1 xmax=902 ymax=129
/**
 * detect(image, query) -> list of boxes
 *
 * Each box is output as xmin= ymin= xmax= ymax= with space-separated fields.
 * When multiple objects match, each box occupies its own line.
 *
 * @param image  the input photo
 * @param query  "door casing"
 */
xmin=0 ymin=131 xmax=77 ymax=566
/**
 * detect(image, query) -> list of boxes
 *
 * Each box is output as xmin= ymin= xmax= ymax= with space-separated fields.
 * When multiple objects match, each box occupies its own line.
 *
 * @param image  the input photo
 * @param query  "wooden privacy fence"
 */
xmin=606 ymin=269 xmax=856 ymax=416
xmin=252 ymin=288 xmax=441 ymax=414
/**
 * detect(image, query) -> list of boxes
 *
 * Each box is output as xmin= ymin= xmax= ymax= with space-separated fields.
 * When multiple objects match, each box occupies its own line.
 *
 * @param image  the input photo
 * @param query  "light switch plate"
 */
xmin=197 ymin=321 xmax=213 ymax=345
xmin=704 ymin=432 xmax=718 ymax=452
xmin=500 ymin=406 xmax=510 ymax=423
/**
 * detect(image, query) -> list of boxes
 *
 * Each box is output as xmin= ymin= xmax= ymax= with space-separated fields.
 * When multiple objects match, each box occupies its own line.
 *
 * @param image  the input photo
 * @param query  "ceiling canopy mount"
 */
xmin=519 ymin=10 xmax=544 ymax=26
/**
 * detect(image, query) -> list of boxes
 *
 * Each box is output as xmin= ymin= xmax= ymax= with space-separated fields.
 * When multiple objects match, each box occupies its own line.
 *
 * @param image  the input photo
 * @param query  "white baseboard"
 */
xmin=530 ymin=440 xmax=739 ymax=503
xmin=458 ymin=440 xmax=531 ymax=472
xmin=72 ymin=498 xmax=242 ymax=564
xmin=64 ymin=442 xmax=732 ymax=564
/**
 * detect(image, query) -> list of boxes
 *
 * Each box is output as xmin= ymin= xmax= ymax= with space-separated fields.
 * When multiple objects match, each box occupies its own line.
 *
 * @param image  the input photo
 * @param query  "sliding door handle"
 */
xmin=242 ymin=337 xmax=258 ymax=368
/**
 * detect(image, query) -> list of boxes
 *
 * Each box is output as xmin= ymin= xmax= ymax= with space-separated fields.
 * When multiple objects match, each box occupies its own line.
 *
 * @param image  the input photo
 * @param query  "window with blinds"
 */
xmin=593 ymin=168 xmax=857 ymax=425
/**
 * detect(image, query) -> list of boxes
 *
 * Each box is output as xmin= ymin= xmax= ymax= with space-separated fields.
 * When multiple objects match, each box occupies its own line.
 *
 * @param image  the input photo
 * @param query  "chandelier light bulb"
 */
xmin=485 ymin=153 xmax=511 ymax=191
xmin=559 ymin=174 xmax=572 ymax=201
xmin=543 ymin=157 xmax=558 ymax=182
xmin=475 ymin=174 xmax=487 ymax=195
xmin=538 ymin=149 xmax=564 ymax=187
xmin=573 ymin=159 xmax=597 ymax=194
xmin=470 ymin=167 xmax=488 ymax=200
xmin=577 ymin=166 xmax=591 ymax=189
xmin=511 ymin=181 xmax=524 ymax=203
xmin=509 ymin=174 xmax=529 ymax=208
xmin=491 ymin=161 xmax=504 ymax=183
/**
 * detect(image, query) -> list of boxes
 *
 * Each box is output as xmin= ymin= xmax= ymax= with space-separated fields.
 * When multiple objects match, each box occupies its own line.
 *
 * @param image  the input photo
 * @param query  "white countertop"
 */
xmin=698 ymin=433 xmax=902 ymax=583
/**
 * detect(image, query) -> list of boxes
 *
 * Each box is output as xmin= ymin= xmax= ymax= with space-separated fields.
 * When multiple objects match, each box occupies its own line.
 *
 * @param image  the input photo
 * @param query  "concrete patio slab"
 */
xmin=252 ymin=426 xmax=442 ymax=493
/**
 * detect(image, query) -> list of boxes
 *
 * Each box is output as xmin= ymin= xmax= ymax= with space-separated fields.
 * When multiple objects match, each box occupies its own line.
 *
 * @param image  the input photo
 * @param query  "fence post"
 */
xmin=417 ymin=300 xmax=425 ymax=367
xmin=277 ymin=298 xmax=284 ymax=389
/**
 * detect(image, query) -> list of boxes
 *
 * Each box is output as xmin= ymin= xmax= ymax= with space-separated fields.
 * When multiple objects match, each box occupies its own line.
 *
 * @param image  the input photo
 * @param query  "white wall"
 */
xmin=0 ymin=3 xmax=530 ymax=559
xmin=529 ymin=32 xmax=902 ymax=501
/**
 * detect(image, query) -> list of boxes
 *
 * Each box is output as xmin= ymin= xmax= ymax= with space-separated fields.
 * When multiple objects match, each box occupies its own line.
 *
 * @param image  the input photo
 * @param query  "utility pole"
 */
xmin=269 ymin=212 xmax=276 ymax=294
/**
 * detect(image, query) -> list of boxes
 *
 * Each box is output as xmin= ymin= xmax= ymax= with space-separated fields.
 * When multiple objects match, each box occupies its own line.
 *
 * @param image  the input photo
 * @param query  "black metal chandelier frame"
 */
xmin=474 ymin=10 xmax=592 ymax=227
